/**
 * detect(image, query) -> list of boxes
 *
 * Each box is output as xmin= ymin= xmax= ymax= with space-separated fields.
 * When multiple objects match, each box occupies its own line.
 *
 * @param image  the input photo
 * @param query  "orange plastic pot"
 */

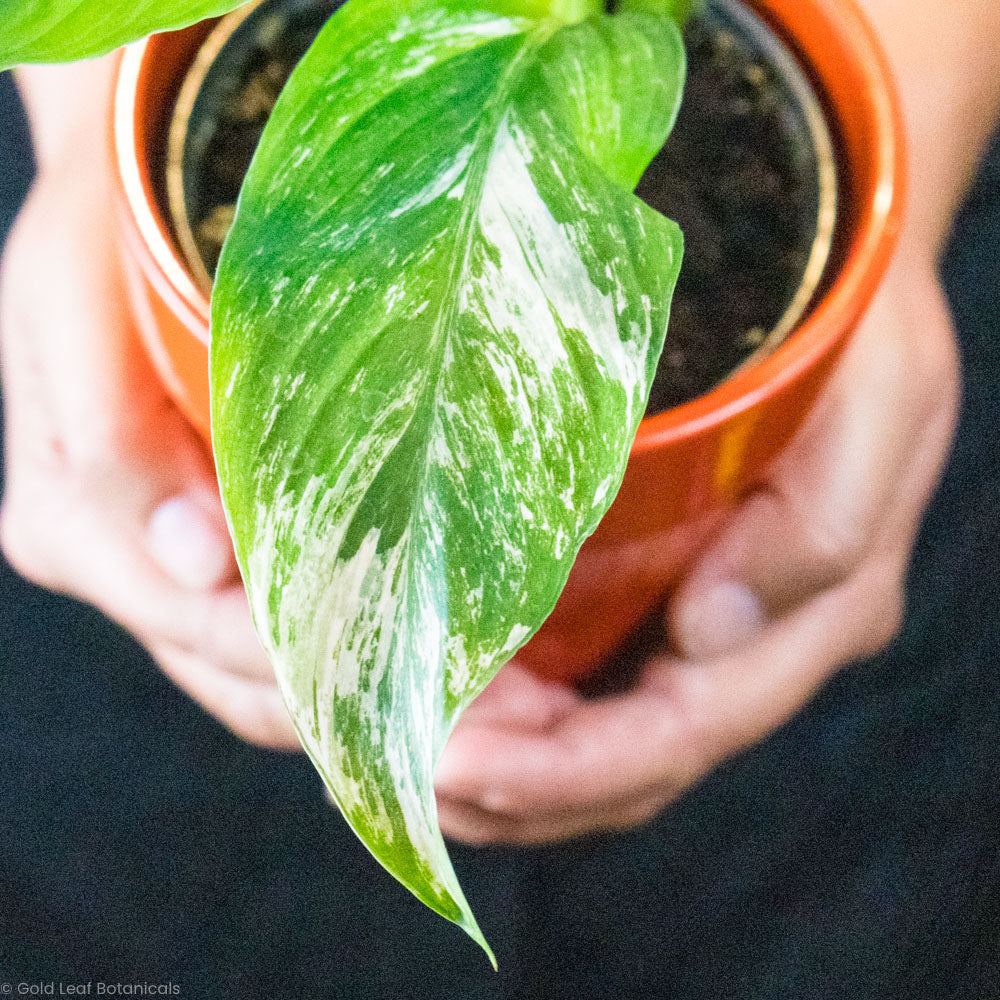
xmin=111 ymin=0 xmax=905 ymax=686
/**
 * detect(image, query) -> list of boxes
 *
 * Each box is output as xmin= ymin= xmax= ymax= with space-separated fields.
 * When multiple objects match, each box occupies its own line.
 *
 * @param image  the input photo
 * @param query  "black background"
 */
xmin=1 ymin=70 xmax=998 ymax=998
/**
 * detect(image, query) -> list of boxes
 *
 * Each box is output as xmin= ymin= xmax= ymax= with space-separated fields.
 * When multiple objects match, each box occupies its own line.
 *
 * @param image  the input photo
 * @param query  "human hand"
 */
xmin=434 ymin=251 xmax=961 ymax=844
xmin=0 ymin=156 xmax=298 ymax=749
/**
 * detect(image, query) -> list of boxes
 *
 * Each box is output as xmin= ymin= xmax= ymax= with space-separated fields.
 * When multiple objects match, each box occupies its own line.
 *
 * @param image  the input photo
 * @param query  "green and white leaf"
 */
xmin=0 ymin=0 xmax=247 ymax=69
xmin=211 ymin=0 xmax=684 ymax=961
xmin=618 ymin=0 xmax=705 ymax=27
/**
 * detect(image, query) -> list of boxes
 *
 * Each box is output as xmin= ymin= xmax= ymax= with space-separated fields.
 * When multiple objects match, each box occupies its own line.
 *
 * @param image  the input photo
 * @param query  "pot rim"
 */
xmin=636 ymin=0 xmax=905 ymax=452
xmin=113 ymin=0 xmax=905 ymax=451
xmin=164 ymin=0 xmax=840 ymax=362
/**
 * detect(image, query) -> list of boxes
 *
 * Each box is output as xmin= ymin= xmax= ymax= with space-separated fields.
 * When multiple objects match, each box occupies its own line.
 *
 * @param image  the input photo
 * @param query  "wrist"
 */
xmin=855 ymin=0 xmax=1000 ymax=262
xmin=16 ymin=57 xmax=117 ymax=179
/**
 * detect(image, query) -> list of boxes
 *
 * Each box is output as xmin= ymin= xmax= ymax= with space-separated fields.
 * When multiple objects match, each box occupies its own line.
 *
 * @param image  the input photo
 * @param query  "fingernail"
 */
xmin=674 ymin=581 xmax=765 ymax=661
xmin=147 ymin=495 xmax=232 ymax=591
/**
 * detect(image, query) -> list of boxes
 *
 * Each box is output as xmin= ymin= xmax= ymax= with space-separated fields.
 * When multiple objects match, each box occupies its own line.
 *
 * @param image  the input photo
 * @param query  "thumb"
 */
xmin=146 ymin=488 xmax=236 ymax=592
xmin=669 ymin=272 xmax=958 ymax=662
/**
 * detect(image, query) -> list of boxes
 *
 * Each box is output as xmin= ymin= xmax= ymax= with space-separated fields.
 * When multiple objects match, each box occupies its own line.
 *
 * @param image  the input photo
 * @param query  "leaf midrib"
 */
xmin=396 ymin=24 xmax=556 ymax=677
xmin=240 ymin=19 xmax=553 ymax=500
xmin=333 ymin=23 xmax=556 ymax=601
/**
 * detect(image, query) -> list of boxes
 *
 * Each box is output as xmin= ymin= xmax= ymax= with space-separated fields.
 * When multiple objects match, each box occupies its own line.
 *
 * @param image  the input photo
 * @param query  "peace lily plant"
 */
xmin=2 ymin=0 xmax=694 ymax=962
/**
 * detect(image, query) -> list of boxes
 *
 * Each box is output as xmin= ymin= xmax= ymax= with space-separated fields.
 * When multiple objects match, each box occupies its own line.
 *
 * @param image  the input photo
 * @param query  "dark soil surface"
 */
xmin=638 ymin=11 xmax=823 ymax=413
xmin=177 ymin=0 xmax=825 ymax=414
xmin=178 ymin=0 xmax=339 ymax=275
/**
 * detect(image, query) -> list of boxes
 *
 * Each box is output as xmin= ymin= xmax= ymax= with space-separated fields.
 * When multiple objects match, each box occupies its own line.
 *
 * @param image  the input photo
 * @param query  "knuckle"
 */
xmin=478 ymin=787 xmax=524 ymax=817
xmin=659 ymin=669 xmax=721 ymax=782
xmin=620 ymin=796 xmax=670 ymax=831
xmin=222 ymin=698 xmax=296 ymax=750
xmin=438 ymin=806 xmax=503 ymax=846
xmin=451 ymin=823 xmax=501 ymax=847
xmin=162 ymin=597 xmax=240 ymax=672
xmin=440 ymin=771 xmax=521 ymax=817
xmin=796 ymin=513 xmax=871 ymax=586
xmin=179 ymin=601 xmax=219 ymax=660
xmin=856 ymin=568 xmax=906 ymax=658
xmin=675 ymin=713 xmax=719 ymax=783
xmin=0 ymin=501 xmax=57 ymax=587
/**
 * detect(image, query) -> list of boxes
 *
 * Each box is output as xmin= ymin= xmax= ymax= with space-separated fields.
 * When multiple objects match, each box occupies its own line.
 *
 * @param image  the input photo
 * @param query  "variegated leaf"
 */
xmin=211 ymin=0 xmax=684 ymax=960
xmin=619 ymin=0 xmax=704 ymax=27
xmin=0 ymin=0 xmax=249 ymax=69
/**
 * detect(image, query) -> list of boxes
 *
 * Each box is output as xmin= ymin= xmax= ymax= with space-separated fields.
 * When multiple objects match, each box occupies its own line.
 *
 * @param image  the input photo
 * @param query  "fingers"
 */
xmin=457 ymin=660 xmax=579 ymax=731
xmin=438 ymin=787 xmax=666 ymax=846
xmin=436 ymin=260 xmax=961 ymax=847
xmin=0 ymin=417 xmax=274 ymax=683
xmin=669 ymin=263 xmax=960 ymax=661
xmin=436 ymin=555 xmax=901 ymax=844
xmin=0 ymin=174 xmax=285 ymax=748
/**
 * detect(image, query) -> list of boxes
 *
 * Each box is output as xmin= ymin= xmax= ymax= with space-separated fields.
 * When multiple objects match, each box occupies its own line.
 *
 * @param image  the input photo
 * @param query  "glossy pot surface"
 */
xmin=112 ymin=0 xmax=905 ymax=684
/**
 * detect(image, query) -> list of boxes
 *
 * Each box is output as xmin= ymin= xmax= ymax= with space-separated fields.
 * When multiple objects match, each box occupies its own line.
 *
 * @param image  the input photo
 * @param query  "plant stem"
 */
xmin=617 ymin=0 xmax=702 ymax=26
xmin=514 ymin=0 xmax=602 ymax=24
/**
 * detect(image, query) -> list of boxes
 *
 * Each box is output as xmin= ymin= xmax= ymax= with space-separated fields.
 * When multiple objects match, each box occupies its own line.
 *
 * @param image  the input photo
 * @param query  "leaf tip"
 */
xmin=449 ymin=898 xmax=496 ymax=968
xmin=464 ymin=918 xmax=498 ymax=970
